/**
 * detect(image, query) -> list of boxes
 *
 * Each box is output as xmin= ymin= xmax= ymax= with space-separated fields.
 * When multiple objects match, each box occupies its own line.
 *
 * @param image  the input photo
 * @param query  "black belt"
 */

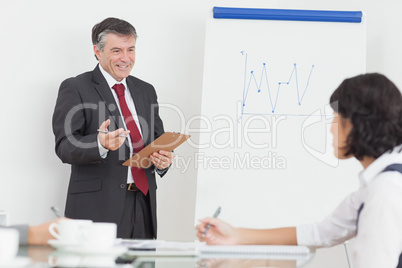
xmin=127 ymin=183 xmax=139 ymax=192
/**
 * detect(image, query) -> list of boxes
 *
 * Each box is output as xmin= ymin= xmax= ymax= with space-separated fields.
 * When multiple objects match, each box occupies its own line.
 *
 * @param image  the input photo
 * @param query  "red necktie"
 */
xmin=112 ymin=83 xmax=149 ymax=195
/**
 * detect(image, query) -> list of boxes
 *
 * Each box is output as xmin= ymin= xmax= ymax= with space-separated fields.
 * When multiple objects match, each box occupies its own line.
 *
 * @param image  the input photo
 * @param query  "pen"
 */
xmin=202 ymin=206 xmax=221 ymax=237
xmin=50 ymin=206 xmax=64 ymax=218
xmin=97 ymin=129 xmax=128 ymax=138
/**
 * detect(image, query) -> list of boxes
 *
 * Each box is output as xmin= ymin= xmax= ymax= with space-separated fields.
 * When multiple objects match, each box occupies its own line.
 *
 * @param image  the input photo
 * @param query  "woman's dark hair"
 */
xmin=330 ymin=73 xmax=402 ymax=160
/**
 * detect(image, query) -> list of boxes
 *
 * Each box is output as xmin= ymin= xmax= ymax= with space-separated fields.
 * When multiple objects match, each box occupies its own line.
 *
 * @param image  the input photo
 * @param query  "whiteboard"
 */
xmin=195 ymin=8 xmax=366 ymax=228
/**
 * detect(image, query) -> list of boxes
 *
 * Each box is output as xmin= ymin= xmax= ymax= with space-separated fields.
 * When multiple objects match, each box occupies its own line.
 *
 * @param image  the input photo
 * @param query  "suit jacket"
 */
xmin=52 ymin=65 xmax=167 ymax=238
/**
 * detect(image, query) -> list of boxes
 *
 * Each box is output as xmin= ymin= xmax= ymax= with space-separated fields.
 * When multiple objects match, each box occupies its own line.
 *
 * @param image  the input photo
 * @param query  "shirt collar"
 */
xmin=359 ymin=144 xmax=402 ymax=187
xmin=98 ymin=64 xmax=128 ymax=90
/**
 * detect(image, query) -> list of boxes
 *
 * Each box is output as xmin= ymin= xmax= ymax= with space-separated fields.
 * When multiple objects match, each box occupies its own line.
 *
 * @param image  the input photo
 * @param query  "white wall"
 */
xmin=0 ymin=0 xmax=401 ymax=244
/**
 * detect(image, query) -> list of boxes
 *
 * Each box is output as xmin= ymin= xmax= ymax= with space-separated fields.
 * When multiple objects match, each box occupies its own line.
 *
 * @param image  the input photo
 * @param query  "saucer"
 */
xmin=62 ymin=245 xmax=127 ymax=256
xmin=0 ymin=257 xmax=31 ymax=267
xmin=48 ymin=239 xmax=79 ymax=250
xmin=49 ymin=253 xmax=117 ymax=268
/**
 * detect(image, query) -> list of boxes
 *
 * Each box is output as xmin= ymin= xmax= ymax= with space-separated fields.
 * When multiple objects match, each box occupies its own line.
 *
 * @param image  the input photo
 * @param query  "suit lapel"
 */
xmin=92 ymin=65 xmax=126 ymax=131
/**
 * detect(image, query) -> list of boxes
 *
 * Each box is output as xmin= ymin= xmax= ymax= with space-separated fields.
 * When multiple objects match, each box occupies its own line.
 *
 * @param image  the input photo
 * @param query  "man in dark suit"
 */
xmin=52 ymin=17 xmax=174 ymax=239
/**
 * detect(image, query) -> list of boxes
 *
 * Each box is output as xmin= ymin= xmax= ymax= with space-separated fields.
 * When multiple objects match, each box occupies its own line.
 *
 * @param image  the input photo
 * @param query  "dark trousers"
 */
xmin=117 ymin=189 xmax=154 ymax=239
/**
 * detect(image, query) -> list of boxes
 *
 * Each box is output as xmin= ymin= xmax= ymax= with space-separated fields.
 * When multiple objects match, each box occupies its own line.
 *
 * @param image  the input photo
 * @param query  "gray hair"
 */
xmin=92 ymin=18 xmax=137 ymax=56
xmin=95 ymin=30 xmax=138 ymax=52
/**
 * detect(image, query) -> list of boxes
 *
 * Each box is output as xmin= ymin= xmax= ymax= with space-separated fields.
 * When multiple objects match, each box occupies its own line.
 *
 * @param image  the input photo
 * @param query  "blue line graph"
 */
xmin=241 ymin=52 xmax=315 ymax=116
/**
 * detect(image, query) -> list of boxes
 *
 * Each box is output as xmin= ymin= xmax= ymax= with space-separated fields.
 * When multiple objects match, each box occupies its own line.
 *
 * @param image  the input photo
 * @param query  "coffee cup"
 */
xmin=80 ymin=222 xmax=117 ymax=249
xmin=0 ymin=210 xmax=8 ymax=226
xmin=0 ymin=228 xmax=19 ymax=263
xmin=49 ymin=219 xmax=92 ymax=245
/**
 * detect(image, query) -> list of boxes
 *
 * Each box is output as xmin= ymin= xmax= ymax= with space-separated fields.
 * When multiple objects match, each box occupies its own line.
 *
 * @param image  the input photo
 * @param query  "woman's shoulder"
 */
xmin=366 ymin=171 xmax=402 ymax=203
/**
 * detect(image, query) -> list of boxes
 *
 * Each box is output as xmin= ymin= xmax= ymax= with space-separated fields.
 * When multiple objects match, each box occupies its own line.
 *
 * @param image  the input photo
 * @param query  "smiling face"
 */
xmin=94 ymin=33 xmax=136 ymax=82
xmin=330 ymin=112 xmax=353 ymax=159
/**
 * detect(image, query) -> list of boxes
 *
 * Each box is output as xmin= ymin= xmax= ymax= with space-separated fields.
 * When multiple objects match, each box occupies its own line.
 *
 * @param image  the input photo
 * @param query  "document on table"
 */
xmin=118 ymin=239 xmax=199 ymax=257
xmin=197 ymin=245 xmax=312 ymax=260
xmin=118 ymin=239 xmax=312 ymax=260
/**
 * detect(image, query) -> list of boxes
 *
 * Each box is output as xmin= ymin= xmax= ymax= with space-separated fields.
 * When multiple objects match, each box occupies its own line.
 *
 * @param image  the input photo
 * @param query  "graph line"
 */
xmin=241 ymin=52 xmax=315 ymax=115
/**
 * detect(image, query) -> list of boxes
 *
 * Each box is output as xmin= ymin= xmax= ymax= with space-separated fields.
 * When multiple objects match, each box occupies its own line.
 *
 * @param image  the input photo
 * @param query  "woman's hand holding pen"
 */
xmin=196 ymin=218 xmax=239 ymax=245
xmin=98 ymin=119 xmax=130 ymax=151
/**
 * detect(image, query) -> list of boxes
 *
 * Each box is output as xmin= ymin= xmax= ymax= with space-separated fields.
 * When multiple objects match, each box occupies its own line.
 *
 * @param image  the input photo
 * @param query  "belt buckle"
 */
xmin=127 ymin=183 xmax=138 ymax=192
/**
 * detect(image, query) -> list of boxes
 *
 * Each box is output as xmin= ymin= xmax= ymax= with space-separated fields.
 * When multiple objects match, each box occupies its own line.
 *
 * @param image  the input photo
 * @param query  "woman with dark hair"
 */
xmin=196 ymin=73 xmax=402 ymax=267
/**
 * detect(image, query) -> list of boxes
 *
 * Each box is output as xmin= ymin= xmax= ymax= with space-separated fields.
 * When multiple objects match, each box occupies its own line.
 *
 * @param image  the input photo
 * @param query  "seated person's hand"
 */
xmin=28 ymin=217 xmax=68 ymax=246
xmin=196 ymin=218 xmax=238 ymax=245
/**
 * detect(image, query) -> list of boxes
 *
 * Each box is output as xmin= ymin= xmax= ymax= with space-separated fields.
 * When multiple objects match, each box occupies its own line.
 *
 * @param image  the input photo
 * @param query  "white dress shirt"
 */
xmin=297 ymin=145 xmax=402 ymax=268
xmin=97 ymin=65 xmax=142 ymax=184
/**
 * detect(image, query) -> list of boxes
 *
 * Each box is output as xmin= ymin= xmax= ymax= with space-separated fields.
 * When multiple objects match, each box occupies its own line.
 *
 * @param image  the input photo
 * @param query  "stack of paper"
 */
xmin=118 ymin=239 xmax=312 ymax=261
xmin=119 ymin=240 xmax=199 ymax=257
xmin=197 ymin=245 xmax=311 ymax=260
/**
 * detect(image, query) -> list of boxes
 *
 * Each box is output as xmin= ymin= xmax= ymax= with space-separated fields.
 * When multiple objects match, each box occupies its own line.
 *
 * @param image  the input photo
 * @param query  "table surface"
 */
xmin=14 ymin=245 xmax=321 ymax=268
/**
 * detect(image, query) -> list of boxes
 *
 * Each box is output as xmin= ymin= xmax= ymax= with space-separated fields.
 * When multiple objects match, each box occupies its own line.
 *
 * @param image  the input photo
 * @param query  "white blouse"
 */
xmin=297 ymin=145 xmax=402 ymax=268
